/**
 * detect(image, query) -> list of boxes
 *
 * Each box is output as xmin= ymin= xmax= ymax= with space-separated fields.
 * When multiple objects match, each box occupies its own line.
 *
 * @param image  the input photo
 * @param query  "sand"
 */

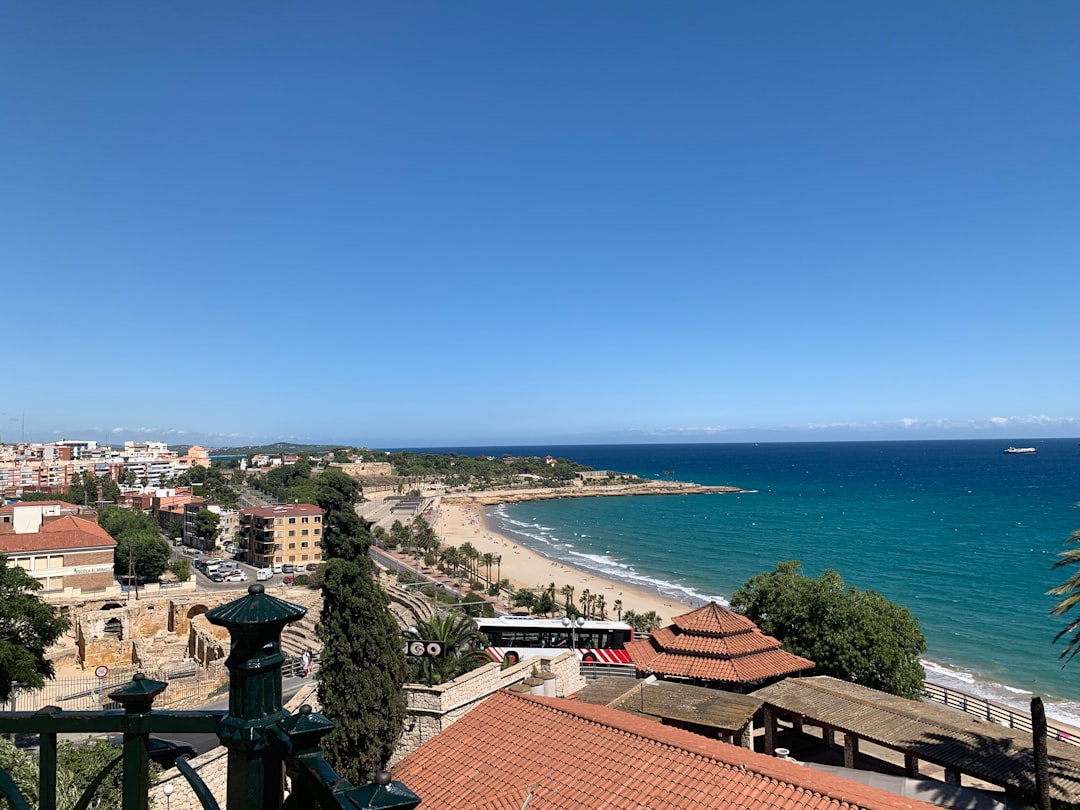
xmin=426 ymin=494 xmax=693 ymax=625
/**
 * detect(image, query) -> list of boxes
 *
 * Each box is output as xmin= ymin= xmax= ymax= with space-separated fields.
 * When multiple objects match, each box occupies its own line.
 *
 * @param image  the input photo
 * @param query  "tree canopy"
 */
xmin=730 ymin=560 xmax=926 ymax=700
xmin=99 ymin=506 xmax=171 ymax=583
xmin=316 ymin=488 xmax=408 ymax=783
xmin=0 ymin=556 xmax=71 ymax=701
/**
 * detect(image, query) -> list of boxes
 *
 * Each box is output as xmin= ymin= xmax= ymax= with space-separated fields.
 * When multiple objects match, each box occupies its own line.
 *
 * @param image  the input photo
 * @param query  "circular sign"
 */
xmin=95 ymin=665 xmax=109 ymax=679
xmin=426 ymin=642 xmax=444 ymax=657
xmin=409 ymin=641 xmax=426 ymax=657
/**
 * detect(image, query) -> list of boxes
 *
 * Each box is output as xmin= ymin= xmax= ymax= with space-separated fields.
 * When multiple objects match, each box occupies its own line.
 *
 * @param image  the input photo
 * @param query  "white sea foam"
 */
xmin=922 ymin=658 xmax=1080 ymax=730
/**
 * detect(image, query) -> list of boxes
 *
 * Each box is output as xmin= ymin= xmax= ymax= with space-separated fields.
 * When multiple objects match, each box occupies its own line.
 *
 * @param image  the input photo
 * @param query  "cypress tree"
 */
xmin=316 ymin=497 xmax=408 ymax=783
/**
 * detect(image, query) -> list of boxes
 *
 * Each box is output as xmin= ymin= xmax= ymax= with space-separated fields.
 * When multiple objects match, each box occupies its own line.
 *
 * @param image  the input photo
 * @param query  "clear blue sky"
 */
xmin=3 ymin=2 xmax=1078 ymax=448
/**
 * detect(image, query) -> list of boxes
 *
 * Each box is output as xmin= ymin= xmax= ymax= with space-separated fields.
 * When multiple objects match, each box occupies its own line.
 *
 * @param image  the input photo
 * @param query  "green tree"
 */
xmin=0 ymin=736 xmax=156 ymax=810
xmin=167 ymin=557 xmax=192 ymax=581
xmin=0 ymin=556 xmax=71 ymax=701
xmin=99 ymin=474 xmax=121 ymax=505
xmin=101 ymin=507 xmax=173 ymax=584
xmin=1048 ymin=524 xmax=1080 ymax=663
xmin=316 ymin=509 xmax=408 ymax=783
xmin=406 ymin=613 xmax=491 ymax=685
xmin=731 ymin=560 xmax=926 ymax=699
xmin=113 ymin=531 xmax=171 ymax=583
xmin=193 ymin=508 xmax=221 ymax=549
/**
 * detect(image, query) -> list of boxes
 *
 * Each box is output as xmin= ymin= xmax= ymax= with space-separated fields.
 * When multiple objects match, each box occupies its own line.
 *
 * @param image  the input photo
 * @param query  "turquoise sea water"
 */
xmin=419 ymin=440 xmax=1080 ymax=724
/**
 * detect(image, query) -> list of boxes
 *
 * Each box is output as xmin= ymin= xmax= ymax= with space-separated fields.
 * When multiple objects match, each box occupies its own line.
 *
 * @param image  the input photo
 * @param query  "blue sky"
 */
xmin=3 ymin=2 xmax=1078 ymax=448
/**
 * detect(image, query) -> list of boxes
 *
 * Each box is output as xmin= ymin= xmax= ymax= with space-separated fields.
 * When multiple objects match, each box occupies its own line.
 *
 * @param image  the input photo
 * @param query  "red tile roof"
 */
xmin=629 ymin=602 xmax=814 ymax=684
xmin=0 ymin=516 xmax=115 ymax=553
xmin=394 ymin=690 xmax=937 ymax=810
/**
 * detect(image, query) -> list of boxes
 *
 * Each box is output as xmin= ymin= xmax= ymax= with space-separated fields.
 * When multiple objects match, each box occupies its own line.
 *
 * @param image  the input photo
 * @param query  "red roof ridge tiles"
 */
xmin=394 ymin=689 xmax=937 ymax=810
xmin=629 ymin=602 xmax=814 ymax=684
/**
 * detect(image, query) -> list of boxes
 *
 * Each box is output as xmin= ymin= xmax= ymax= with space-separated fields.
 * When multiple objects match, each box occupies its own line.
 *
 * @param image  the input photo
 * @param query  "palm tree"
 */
xmin=494 ymin=554 xmax=502 ymax=584
xmin=406 ymin=613 xmax=491 ymax=685
xmin=481 ymin=552 xmax=494 ymax=584
xmin=595 ymin=594 xmax=606 ymax=620
xmin=560 ymin=584 xmax=575 ymax=611
xmin=460 ymin=542 xmax=477 ymax=579
xmin=638 ymin=610 xmax=662 ymax=633
xmin=613 ymin=599 xmax=623 ymax=621
xmin=579 ymin=588 xmax=591 ymax=619
xmin=1049 ymin=527 xmax=1080 ymax=663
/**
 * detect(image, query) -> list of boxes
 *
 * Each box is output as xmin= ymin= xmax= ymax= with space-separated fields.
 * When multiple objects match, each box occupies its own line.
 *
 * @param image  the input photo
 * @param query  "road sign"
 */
xmin=95 ymin=665 xmax=109 ymax=679
xmin=405 ymin=640 xmax=444 ymax=658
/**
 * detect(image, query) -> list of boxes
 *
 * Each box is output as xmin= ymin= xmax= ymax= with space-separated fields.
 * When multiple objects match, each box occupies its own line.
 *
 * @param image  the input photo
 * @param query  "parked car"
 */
xmin=110 ymin=736 xmax=197 ymax=768
xmin=149 ymin=737 xmax=197 ymax=767
xmin=223 ymin=570 xmax=248 ymax=582
xmin=209 ymin=573 xmax=224 ymax=583
xmin=272 ymin=564 xmax=283 ymax=574
xmin=282 ymin=564 xmax=294 ymax=574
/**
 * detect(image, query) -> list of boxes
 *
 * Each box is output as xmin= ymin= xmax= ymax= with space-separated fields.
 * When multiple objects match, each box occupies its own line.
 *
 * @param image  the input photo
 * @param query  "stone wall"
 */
xmin=392 ymin=651 xmax=585 ymax=764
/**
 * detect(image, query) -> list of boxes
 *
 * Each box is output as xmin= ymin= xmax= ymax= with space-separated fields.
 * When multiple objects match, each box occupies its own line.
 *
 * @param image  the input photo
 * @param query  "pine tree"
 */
xmin=316 ymin=499 xmax=408 ymax=783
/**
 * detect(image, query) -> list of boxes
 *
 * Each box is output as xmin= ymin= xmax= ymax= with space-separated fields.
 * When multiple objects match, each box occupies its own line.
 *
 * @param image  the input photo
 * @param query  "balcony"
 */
xmin=0 ymin=585 xmax=420 ymax=810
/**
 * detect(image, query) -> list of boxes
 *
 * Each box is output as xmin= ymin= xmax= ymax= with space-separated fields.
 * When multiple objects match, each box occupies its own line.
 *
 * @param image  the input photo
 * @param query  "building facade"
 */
xmin=0 ymin=501 xmax=117 ymax=593
xmin=240 ymin=504 xmax=324 ymax=569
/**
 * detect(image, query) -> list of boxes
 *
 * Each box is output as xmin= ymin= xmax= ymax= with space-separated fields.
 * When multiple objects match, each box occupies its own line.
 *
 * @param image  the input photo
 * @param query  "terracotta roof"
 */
xmin=672 ymin=601 xmax=762 ymax=634
xmin=0 ymin=515 xmax=115 ymax=553
xmin=0 ymin=501 xmax=80 ymax=515
xmin=393 ymin=690 xmax=937 ymax=810
xmin=629 ymin=602 xmax=814 ymax=684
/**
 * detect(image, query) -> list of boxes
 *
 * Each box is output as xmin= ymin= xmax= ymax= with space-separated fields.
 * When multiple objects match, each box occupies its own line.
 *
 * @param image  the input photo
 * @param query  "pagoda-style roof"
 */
xmin=627 ymin=602 xmax=814 ymax=686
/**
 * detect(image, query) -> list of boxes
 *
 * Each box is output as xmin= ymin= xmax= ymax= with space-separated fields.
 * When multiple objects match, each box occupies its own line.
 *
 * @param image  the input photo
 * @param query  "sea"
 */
xmin=404 ymin=439 xmax=1080 ymax=725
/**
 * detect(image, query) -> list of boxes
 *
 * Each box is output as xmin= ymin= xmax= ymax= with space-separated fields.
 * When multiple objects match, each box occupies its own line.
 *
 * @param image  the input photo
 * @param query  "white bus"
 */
xmin=475 ymin=616 xmax=634 ymax=666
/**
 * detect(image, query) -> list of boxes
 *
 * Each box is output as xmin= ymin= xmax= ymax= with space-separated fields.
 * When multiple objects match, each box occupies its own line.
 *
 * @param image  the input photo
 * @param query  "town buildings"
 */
xmin=0 ymin=440 xmax=214 ymax=497
xmin=0 ymin=500 xmax=116 ymax=594
xmin=240 ymin=504 xmax=324 ymax=570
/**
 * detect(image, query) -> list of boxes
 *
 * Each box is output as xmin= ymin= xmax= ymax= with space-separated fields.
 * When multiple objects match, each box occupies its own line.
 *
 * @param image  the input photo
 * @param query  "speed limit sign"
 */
xmin=95 ymin=665 xmax=109 ymax=679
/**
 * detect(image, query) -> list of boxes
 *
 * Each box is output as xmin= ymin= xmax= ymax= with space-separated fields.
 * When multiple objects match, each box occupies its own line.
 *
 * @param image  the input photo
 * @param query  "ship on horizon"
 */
xmin=1004 ymin=446 xmax=1037 ymax=455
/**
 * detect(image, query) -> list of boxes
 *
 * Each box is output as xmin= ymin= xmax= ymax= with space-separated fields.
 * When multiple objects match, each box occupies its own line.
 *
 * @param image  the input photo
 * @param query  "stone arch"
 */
xmin=187 ymin=604 xmax=210 ymax=621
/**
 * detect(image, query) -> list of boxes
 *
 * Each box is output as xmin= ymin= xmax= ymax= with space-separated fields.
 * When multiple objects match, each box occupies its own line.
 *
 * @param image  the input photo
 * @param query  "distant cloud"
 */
xmin=631 ymin=415 xmax=1077 ymax=440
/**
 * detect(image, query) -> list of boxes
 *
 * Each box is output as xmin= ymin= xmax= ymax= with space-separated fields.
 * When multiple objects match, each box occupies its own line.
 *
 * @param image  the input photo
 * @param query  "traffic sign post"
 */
xmin=404 ymin=640 xmax=444 ymax=686
xmin=95 ymin=665 xmax=108 ymax=709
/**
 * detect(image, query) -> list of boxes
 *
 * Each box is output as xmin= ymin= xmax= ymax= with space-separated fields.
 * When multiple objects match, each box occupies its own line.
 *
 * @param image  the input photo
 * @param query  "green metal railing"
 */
xmin=0 ymin=584 xmax=419 ymax=810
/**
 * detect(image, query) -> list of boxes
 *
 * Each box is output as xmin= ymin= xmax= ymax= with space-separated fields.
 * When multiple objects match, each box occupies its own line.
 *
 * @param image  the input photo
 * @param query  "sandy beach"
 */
xmin=427 ymin=494 xmax=693 ymax=626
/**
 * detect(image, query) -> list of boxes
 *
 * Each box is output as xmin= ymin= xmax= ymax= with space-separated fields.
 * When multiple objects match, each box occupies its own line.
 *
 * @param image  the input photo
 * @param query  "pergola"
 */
xmin=753 ymin=676 xmax=1080 ymax=805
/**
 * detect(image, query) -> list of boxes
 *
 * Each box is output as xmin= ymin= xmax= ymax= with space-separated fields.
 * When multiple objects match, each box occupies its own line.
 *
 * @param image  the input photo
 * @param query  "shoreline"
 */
xmin=428 ymin=494 xmax=694 ymax=626
xmin=370 ymin=483 xmax=1080 ymax=732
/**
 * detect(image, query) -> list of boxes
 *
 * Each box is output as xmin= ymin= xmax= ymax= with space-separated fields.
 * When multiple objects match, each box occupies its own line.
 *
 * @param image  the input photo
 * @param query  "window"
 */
xmin=288 ymin=543 xmax=296 ymax=550
xmin=301 ymin=529 xmax=308 ymax=536
xmin=301 ymin=541 xmax=309 ymax=548
xmin=302 ymin=516 xmax=309 ymax=524
xmin=313 ymin=528 xmax=321 ymax=536
xmin=314 ymin=516 xmax=321 ymax=523
xmin=288 ymin=517 xmax=296 ymax=524
xmin=288 ymin=530 xmax=295 ymax=537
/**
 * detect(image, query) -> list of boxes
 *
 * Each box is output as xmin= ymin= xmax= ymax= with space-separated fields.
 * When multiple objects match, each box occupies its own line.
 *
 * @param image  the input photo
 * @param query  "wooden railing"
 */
xmin=922 ymin=682 xmax=1080 ymax=746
